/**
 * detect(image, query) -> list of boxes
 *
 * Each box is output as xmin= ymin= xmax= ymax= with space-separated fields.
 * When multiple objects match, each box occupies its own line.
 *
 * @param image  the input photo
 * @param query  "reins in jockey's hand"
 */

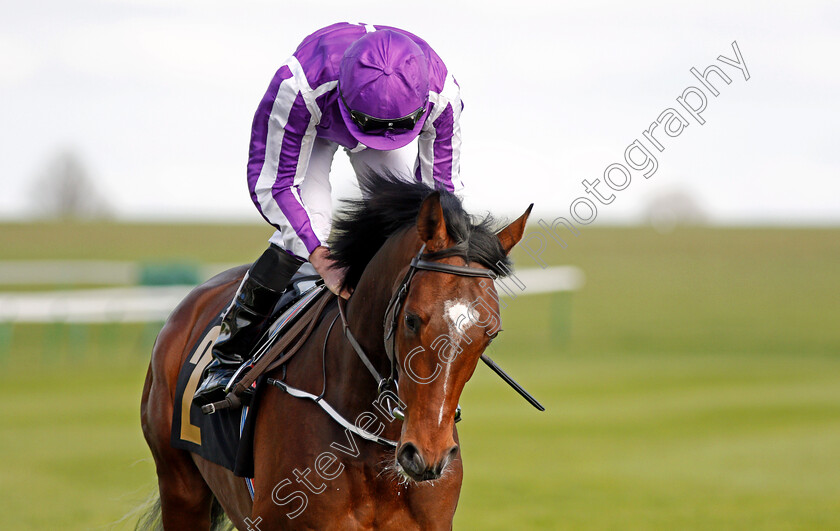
xmin=204 ymin=243 xmax=544 ymax=432
xmin=200 ymin=288 xmax=334 ymax=415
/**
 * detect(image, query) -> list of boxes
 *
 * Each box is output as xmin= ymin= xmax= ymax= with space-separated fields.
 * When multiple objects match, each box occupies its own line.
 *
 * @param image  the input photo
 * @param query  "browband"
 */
xmin=411 ymin=258 xmax=498 ymax=279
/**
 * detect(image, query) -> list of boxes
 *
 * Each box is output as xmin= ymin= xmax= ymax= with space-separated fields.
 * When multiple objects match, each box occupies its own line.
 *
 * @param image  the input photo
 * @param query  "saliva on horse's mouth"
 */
xmin=395 ymin=461 xmax=415 ymax=483
xmin=394 ymin=459 xmax=435 ymax=484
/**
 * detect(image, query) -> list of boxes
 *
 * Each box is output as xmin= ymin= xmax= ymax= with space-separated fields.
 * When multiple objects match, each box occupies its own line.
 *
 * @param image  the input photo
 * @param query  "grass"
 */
xmin=455 ymin=351 xmax=840 ymax=530
xmin=0 ymin=361 xmax=154 ymax=530
xmin=0 ymin=222 xmax=838 ymax=530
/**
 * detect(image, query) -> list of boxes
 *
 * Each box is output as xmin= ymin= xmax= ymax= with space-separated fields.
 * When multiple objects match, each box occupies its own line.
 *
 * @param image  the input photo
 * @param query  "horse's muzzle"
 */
xmin=396 ymin=442 xmax=459 ymax=482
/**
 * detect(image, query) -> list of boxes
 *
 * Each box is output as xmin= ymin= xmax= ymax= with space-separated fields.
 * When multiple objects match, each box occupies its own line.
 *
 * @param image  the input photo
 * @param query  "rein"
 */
xmin=212 ymin=243 xmax=544 ymax=448
xmin=339 ymin=244 xmax=498 ymax=398
xmin=336 ymin=244 xmax=544 ymax=432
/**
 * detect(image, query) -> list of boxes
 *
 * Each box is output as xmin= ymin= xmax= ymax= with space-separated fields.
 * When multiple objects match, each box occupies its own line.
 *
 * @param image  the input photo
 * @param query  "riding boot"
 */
xmin=193 ymin=245 xmax=303 ymax=406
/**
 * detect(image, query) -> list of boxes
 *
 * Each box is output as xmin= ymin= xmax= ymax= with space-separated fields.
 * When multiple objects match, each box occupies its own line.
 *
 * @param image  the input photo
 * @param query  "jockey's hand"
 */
xmin=309 ymin=246 xmax=351 ymax=299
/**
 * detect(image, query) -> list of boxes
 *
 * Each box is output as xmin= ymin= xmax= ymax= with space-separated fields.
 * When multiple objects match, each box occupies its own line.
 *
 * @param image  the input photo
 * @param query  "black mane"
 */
xmin=328 ymin=174 xmax=512 ymax=290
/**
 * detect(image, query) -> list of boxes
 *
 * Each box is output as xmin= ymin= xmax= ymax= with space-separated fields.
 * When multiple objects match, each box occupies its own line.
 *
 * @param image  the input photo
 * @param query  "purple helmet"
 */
xmin=339 ymin=29 xmax=431 ymax=151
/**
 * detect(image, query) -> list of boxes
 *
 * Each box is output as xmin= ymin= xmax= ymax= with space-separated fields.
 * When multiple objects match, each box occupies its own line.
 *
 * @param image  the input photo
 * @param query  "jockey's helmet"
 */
xmin=339 ymin=29 xmax=431 ymax=150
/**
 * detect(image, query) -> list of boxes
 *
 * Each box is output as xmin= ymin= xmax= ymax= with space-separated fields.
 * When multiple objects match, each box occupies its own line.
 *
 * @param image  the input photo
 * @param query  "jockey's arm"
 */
xmin=309 ymin=246 xmax=351 ymax=299
xmin=416 ymin=73 xmax=464 ymax=192
xmin=248 ymin=67 xmax=325 ymax=262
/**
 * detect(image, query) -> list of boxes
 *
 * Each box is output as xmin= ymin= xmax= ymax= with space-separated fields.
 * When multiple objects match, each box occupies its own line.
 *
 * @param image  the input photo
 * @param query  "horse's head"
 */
xmin=390 ymin=193 xmax=531 ymax=482
xmin=330 ymin=176 xmax=532 ymax=483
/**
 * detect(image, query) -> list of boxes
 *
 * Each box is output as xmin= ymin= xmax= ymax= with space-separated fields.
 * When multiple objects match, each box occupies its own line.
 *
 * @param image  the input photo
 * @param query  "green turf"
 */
xmin=0 ymin=223 xmax=838 ymax=530
xmin=0 ymin=361 xmax=154 ymax=530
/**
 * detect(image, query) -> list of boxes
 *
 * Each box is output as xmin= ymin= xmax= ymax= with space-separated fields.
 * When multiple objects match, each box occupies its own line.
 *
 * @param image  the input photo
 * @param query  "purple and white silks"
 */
xmin=247 ymin=22 xmax=464 ymax=260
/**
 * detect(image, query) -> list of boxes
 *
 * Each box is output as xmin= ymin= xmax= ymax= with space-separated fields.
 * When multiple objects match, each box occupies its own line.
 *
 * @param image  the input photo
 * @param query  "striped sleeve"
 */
xmin=247 ymin=58 xmax=322 ymax=260
xmin=415 ymin=72 xmax=464 ymax=192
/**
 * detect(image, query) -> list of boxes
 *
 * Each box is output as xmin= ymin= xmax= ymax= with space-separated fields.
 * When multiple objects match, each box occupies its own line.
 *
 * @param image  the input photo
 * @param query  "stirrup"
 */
xmin=198 ymin=363 xmax=256 ymax=414
xmin=225 ymin=361 xmax=253 ymax=393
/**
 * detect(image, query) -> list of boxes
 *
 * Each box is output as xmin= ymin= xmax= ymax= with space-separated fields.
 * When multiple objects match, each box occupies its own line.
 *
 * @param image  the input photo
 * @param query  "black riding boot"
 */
xmin=193 ymin=245 xmax=303 ymax=406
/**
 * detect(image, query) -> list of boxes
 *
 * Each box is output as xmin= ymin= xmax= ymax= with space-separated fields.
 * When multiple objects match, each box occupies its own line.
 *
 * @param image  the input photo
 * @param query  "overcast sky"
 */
xmin=1 ymin=0 xmax=838 ymax=225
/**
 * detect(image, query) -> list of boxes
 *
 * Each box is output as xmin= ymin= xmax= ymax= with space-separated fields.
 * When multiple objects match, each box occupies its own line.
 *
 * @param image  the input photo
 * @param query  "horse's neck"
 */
xmin=346 ymin=229 xmax=418 ymax=361
xmin=327 ymin=231 xmax=418 ymax=418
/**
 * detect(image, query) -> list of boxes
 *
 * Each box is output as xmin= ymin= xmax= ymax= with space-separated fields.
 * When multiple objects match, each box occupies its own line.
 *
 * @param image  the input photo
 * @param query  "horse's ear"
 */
xmin=417 ymin=192 xmax=450 ymax=251
xmin=496 ymin=204 xmax=533 ymax=255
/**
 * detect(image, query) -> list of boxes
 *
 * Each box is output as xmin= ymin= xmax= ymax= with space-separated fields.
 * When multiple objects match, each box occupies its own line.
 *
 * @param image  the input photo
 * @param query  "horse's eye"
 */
xmin=404 ymin=313 xmax=421 ymax=334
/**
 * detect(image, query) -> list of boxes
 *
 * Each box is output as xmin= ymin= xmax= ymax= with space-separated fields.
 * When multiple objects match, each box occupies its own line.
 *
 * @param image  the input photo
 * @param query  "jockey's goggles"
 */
xmin=340 ymin=91 xmax=426 ymax=134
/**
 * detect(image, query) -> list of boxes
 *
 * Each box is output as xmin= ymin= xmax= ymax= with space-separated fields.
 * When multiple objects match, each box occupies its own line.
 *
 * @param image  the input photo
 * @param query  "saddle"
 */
xmin=201 ymin=266 xmax=333 ymax=414
xmin=266 ymin=264 xmax=322 ymax=327
xmin=170 ymin=267 xmax=332 ymax=475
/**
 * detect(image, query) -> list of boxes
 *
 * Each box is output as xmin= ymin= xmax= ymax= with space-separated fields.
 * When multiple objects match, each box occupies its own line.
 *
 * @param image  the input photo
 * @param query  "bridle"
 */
xmin=338 ymin=244 xmax=497 ymax=399
xmin=267 ymin=242 xmax=543 ymax=449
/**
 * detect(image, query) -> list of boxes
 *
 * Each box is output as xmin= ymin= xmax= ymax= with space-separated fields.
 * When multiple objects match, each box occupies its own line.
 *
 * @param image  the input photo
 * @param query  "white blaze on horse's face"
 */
xmin=443 ymin=299 xmax=473 ymax=347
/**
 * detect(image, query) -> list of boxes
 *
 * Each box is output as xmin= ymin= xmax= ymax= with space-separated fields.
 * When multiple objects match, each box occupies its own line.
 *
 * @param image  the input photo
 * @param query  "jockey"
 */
xmin=194 ymin=22 xmax=464 ymax=405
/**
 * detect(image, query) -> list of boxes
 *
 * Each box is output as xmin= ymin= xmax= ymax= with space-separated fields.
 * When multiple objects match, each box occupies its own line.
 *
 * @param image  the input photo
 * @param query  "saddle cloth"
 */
xmin=170 ymin=271 xmax=324 ymax=477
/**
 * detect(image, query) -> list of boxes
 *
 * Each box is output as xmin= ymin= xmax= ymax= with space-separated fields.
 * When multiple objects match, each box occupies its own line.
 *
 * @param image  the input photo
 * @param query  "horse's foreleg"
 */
xmin=142 ymin=365 xmax=214 ymax=530
xmin=155 ymin=447 xmax=214 ymax=530
xmin=140 ymin=267 xmax=248 ymax=530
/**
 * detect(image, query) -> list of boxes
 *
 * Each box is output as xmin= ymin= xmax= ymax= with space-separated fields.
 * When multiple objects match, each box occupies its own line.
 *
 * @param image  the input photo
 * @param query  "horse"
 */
xmin=140 ymin=175 xmax=531 ymax=530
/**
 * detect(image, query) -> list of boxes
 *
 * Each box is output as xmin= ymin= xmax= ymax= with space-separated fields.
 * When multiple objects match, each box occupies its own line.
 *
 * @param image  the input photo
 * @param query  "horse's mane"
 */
xmin=329 ymin=174 xmax=512 ymax=291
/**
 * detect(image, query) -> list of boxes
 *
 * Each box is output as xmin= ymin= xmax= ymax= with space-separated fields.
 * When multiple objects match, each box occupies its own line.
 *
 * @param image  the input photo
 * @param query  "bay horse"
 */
xmin=140 ymin=175 xmax=531 ymax=530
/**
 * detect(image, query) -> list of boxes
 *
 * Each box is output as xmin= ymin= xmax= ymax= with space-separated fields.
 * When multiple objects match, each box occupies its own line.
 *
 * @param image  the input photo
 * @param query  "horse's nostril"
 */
xmin=446 ymin=444 xmax=459 ymax=465
xmin=398 ymin=443 xmax=458 ymax=481
xmin=435 ymin=445 xmax=459 ymax=475
xmin=398 ymin=442 xmax=425 ymax=476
